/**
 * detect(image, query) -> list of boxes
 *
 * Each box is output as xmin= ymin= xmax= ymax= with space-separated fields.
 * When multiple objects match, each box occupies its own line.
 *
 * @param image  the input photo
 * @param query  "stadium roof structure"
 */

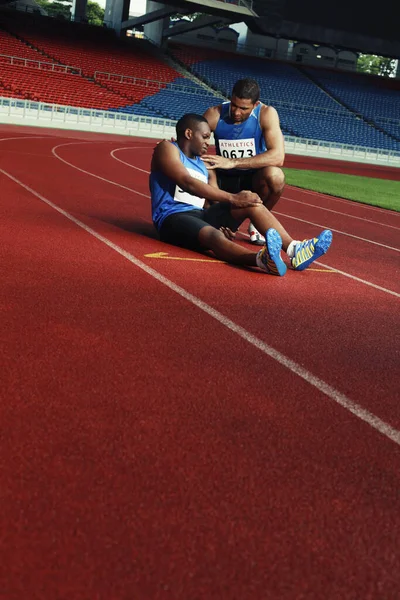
xmin=152 ymin=0 xmax=400 ymax=58
xmin=250 ymin=0 xmax=400 ymax=58
xmin=4 ymin=0 xmax=397 ymax=59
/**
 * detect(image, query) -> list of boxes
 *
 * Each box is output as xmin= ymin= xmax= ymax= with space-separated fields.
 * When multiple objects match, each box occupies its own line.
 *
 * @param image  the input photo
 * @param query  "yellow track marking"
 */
xmin=144 ymin=252 xmax=221 ymax=263
xmin=145 ymin=253 xmax=337 ymax=272
xmin=307 ymin=268 xmax=338 ymax=272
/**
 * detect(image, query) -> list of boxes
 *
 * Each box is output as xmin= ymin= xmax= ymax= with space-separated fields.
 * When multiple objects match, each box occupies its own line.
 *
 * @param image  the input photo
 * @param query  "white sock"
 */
xmin=286 ymin=240 xmax=300 ymax=258
xmin=256 ymin=249 xmax=264 ymax=270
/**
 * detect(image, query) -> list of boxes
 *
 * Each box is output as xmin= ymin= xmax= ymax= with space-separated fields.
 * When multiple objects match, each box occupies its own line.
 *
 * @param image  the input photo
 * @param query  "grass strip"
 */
xmin=283 ymin=169 xmax=400 ymax=212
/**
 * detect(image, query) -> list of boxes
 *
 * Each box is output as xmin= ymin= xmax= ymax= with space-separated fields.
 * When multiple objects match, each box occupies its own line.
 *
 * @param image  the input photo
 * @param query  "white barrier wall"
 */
xmin=1 ymin=97 xmax=399 ymax=166
xmin=0 ymin=98 xmax=177 ymax=139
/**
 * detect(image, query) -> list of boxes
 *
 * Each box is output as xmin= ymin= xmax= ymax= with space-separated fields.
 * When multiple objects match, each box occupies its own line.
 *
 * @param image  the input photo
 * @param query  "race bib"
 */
xmin=219 ymin=138 xmax=256 ymax=159
xmin=174 ymin=167 xmax=207 ymax=209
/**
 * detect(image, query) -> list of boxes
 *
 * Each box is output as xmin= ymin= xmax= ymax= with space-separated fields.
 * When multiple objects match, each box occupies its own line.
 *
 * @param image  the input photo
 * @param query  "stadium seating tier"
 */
xmin=0 ymin=17 xmax=399 ymax=152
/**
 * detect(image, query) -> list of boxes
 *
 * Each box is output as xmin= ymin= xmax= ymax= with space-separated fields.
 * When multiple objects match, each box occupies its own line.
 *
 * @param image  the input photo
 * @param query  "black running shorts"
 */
xmin=158 ymin=203 xmax=243 ymax=251
xmin=217 ymin=170 xmax=256 ymax=194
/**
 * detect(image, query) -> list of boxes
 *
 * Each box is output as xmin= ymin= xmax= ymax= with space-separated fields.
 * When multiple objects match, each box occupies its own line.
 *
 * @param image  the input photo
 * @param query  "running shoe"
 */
xmin=248 ymin=222 xmax=265 ymax=245
xmin=256 ymin=228 xmax=287 ymax=276
xmin=291 ymin=230 xmax=333 ymax=271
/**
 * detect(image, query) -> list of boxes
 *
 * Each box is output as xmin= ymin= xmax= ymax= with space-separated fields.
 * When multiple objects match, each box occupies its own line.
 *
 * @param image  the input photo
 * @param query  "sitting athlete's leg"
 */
xmin=205 ymin=201 xmax=292 ymax=253
xmin=198 ymin=226 xmax=257 ymax=266
xmin=231 ymin=204 xmax=292 ymax=250
xmin=252 ymin=166 xmax=285 ymax=211
xmin=203 ymin=202 xmax=244 ymax=233
xmin=159 ymin=207 xmax=292 ymax=275
xmin=199 ymin=226 xmax=287 ymax=276
xmin=158 ymin=210 xmax=210 ymax=251
xmin=199 ymin=226 xmax=257 ymax=267
xmin=230 ymin=204 xmax=333 ymax=270
xmin=160 ymin=209 xmax=256 ymax=267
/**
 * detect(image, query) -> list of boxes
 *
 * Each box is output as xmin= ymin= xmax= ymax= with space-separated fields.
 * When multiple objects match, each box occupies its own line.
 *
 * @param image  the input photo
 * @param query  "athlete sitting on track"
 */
xmin=203 ymin=77 xmax=286 ymax=246
xmin=149 ymin=113 xmax=333 ymax=276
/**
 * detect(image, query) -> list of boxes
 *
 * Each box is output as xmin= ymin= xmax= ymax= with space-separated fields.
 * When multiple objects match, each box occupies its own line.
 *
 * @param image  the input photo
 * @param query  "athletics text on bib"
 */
xmin=218 ymin=138 xmax=256 ymax=159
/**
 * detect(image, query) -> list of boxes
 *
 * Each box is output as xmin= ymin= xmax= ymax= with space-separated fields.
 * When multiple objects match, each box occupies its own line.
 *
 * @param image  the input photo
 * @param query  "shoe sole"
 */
xmin=265 ymin=229 xmax=287 ymax=276
xmin=293 ymin=229 xmax=333 ymax=271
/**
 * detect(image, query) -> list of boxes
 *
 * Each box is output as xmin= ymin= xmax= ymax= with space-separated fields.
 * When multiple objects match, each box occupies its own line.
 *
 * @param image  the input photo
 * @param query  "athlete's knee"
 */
xmin=264 ymin=167 xmax=285 ymax=193
xmin=246 ymin=203 xmax=271 ymax=219
xmin=198 ymin=225 xmax=225 ymax=249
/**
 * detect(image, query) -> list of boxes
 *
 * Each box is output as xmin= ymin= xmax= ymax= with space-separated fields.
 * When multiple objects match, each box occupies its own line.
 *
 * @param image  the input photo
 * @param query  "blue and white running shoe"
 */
xmin=256 ymin=228 xmax=287 ymax=276
xmin=292 ymin=230 xmax=333 ymax=271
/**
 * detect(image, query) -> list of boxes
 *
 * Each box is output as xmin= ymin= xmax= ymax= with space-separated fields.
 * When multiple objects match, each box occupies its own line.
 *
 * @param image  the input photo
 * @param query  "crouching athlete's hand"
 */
xmin=230 ymin=190 xmax=262 ymax=208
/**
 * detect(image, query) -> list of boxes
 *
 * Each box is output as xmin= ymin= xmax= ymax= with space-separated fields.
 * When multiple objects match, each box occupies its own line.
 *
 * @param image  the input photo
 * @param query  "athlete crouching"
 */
xmin=203 ymin=78 xmax=285 ymax=245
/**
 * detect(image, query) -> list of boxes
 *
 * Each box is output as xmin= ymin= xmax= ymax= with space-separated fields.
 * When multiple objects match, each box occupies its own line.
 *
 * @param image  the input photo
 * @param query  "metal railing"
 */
xmin=95 ymin=72 xmax=165 ymax=86
xmin=284 ymin=136 xmax=400 ymax=162
xmin=261 ymin=98 xmax=350 ymax=116
xmin=0 ymin=53 xmax=82 ymax=74
xmin=375 ymin=115 xmax=400 ymax=126
xmin=94 ymin=72 xmax=220 ymax=96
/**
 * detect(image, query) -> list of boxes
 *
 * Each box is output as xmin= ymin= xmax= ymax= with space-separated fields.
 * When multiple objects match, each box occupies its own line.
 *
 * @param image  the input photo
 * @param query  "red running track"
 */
xmin=1 ymin=125 xmax=400 ymax=600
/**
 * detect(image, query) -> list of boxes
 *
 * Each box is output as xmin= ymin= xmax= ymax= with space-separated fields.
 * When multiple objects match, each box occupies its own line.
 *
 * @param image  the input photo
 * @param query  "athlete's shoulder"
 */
xmin=205 ymin=103 xmax=222 ymax=114
xmin=204 ymin=104 xmax=222 ymax=130
xmin=152 ymin=140 xmax=179 ymax=168
xmin=259 ymin=103 xmax=279 ymax=117
xmin=259 ymin=104 xmax=280 ymax=126
xmin=154 ymin=140 xmax=179 ymax=155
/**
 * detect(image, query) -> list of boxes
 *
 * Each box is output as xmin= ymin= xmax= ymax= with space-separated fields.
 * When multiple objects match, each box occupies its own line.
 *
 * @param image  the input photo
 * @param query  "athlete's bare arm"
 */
xmin=203 ymin=105 xmax=221 ymax=132
xmin=152 ymin=141 xmax=261 ymax=208
xmin=207 ymin=169 xmax=219 ymax=189
xmin=202 ymin=105 xmax=285 ymax=171
xmin=202 ymin=169 xmax=219 ymax=209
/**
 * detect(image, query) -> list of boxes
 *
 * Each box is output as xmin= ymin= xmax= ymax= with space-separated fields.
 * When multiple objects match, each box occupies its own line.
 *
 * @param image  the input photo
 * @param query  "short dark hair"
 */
xmin=231 ymin=78 xmax=260 ymax=103
xmin=176 ymin=113 xmax=209 ymax=139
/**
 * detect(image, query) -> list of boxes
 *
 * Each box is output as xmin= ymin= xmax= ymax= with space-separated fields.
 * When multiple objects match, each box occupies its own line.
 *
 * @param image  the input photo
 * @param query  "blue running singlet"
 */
xmin=150 ymin=142 xmax=209 ymax=231
xmin=214 ymin=102 xmax=266 ymax=169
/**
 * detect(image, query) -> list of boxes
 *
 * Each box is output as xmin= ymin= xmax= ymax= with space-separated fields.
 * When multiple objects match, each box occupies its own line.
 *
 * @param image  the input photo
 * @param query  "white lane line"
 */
xmin=282 ymin=196 xmax=400 ymax=231
xmin=274 ymin=211 xmax=400 ymax=253
xmin=52 ymin=142 xmax=151 ymax=199
xmin=51 ymin=143 xmax=400 ymax=297
xmin=111 ymin=147 xmax=151 ymax=173
xmin=0 ymin=134 xmax=50 ymax=143
xmin=2 ymin=164 xmax=400 ymax=448
xmin=0 ymin=135 xmax=58 ymax=169
xmin=313 ymin=260 xmax=400 ymax=298
xmin=241 ymin=229 xmax=399 ymax=296
xmin=241 ymin=231 xmax=399 ymax=296
xmin=288 ymin=186 xmax=400 ymax=216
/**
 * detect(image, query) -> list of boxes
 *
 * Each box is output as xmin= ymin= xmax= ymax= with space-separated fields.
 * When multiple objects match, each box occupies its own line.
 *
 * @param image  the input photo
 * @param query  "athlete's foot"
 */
xmin=248 ymin=222 xmax=265 ymax=246
xmin=256 ymin=229 xmax=287 ymax=276
xmin=291 ymin=230 xmax=333 ymax=271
